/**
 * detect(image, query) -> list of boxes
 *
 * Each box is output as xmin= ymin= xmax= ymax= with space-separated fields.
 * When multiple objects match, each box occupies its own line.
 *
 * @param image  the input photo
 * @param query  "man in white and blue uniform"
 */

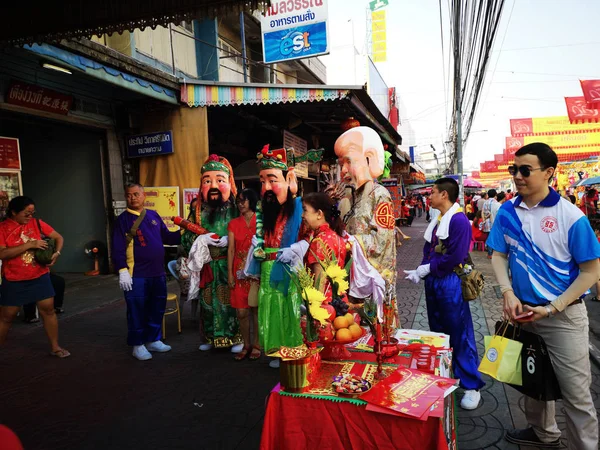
xmin=488 ymin=142 xmax=600 ymax=450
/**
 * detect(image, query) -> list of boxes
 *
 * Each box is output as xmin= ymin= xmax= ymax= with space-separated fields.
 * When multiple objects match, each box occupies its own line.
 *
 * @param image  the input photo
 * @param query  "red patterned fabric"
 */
xmin=228 ymin=215 xmax=256 ymax=308
xmin=306 ymin=224 xmax=346 ymax=267
xmin=264 ymin=214 xmax=288 ymax=248
xmin=0 ymin=218 xmax=54 ymax=281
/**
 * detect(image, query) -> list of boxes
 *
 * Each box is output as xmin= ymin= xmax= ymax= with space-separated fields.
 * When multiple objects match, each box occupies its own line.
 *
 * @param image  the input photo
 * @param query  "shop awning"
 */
xmin=182 ymin=80 xmax=403 ymax=154
xmin=182 ymin=84 xmax=349 ymax=107
xmin=23 ymin=43 xmax=178 ymax=104
xmin=2 ymin=0 xmax=269 ymax=46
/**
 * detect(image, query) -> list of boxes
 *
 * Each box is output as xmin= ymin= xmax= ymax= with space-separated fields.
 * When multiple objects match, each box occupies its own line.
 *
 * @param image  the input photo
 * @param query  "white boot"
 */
xmin=132 ymin=345 xmax=152 ymax=361
xmin=199 ymin=343 xmax=213 ymax=351
xmin=460 ymin=390 xmax=481 ymax=410
xmin=146 ymin=341 xmax=172 ymax=353
xmin=231 ymin=343 xmax=244 ymax=354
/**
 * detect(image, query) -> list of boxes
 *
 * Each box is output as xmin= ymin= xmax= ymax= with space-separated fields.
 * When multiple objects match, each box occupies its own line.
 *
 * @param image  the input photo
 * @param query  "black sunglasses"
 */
xmin=508 ymin=165 xmax=545 ymax=177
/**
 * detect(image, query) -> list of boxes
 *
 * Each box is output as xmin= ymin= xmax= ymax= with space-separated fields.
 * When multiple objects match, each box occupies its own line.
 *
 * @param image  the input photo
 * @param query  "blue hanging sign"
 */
xmin=126 ymin=131 xmax=173 ymax=158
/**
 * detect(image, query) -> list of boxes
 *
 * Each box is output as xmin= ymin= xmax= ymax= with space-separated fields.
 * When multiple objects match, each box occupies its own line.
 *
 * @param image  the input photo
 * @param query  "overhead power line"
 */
xmin=446 ymin=0 xmax=508 ymax=200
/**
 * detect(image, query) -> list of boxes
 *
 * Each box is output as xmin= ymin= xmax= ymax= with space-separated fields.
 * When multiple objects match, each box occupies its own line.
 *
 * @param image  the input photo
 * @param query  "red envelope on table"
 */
xmin=361 ymin=367 xmax=458 ymax=419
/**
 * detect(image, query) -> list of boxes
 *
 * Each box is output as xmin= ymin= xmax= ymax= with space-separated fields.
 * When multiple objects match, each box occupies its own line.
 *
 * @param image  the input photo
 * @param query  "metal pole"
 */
xmin=169 ymin=24 xmax=176 ymax=76
xmin=457 ymin=104 xmax=463 ymax=205
xmin=240 ymin=12 xmax=248 ymax=82
xmin=453 ymin=0 xmax=463 ymax=205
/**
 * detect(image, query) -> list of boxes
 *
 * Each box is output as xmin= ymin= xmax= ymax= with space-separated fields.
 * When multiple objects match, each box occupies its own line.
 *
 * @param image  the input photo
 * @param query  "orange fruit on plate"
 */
xmin=336 ymin=328 xmax=352 ymax=341
xmin=349 ymin=323 xmax=362 ymax=339
xmin=333 ymin=316 xmax=349 ymax=330
xmin=344 ymin=313 xmax=354 ymax=325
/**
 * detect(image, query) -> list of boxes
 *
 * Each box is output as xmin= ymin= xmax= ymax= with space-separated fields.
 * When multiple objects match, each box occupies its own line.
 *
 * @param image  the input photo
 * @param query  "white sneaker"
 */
xmin=199 ymin=343 xmax=213 ymax=351
xmin=231 ymin=343 xmax=244 ymax=354
xmin=132 ymin=345 xmax=152 ymax=361
xmin=269 ymin=359 xmax=280 ymax=369
xmin=460 ymin=390 xmax=481 ymax=410
xmin=146 ymin=341 xmax=172 ymax=353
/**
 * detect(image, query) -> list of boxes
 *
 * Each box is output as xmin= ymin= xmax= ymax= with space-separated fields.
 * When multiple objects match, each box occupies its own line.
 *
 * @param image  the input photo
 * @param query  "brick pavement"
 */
xmin=1 ymin=214 xmax=599 ymax=449
xmin=398 ymin=216 xmax=600 ymax=450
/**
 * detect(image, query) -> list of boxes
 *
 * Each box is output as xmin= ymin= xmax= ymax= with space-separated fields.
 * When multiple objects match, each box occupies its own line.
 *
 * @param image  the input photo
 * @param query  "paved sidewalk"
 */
xmin=1 ymin=215 xmax=599 ymax=449
xmin=397 ymin=216 xmax=600 ymax=450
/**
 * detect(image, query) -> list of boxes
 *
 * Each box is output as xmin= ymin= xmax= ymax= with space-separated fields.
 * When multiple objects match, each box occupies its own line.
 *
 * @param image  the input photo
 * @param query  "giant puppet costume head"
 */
xmin=195 ymin=154 xmax=237 ymax=226
xmin=257 ymin=145 xmax=298 ymax=204
xmin=257 ymin=145 xmax=299 ymax=234
xmin=334 ymin=126 xmax=385 ymax=189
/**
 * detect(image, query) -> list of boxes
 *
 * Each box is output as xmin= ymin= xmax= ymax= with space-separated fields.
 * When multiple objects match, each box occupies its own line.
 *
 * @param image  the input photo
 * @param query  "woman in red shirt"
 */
xmin=302 ymin=192 xmax=348 ymax=293
xmin=227 ymin=189 xmax=259 ymax=361
xmin=0 ymin=196 xmax=68 ymax=357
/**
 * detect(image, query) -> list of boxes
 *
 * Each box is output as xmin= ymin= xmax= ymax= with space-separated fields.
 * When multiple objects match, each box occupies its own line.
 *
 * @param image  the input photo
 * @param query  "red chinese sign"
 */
xmin=6 ymin=81 xmax=72 ymax=115
xmin=0 ymin=137 xmax=21 ymax=170
xmin=494 ymin=153 xmax=505 ymax=163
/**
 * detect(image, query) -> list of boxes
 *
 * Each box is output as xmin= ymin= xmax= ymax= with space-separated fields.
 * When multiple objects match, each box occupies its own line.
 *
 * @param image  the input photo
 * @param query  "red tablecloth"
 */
xmin=260 ymin=390 xmax=449 ymax=450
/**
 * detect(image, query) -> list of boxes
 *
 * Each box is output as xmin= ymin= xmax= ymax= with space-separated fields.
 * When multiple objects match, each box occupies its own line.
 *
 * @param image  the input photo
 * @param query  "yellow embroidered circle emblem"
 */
xmin=375 ymin=202 xmax=395 ymax=229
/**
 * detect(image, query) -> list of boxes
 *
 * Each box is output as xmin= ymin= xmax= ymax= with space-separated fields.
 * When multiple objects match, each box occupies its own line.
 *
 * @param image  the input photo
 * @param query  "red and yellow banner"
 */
xmin=565 ymin=97 xmax=600 ymax=124
xmin=581 ymin=80 xmax=600 ymax=107
xmin=510 ymin=116 xmax=600 ymax=136
xmin=505 ymin=134 xmax=600 ymax=156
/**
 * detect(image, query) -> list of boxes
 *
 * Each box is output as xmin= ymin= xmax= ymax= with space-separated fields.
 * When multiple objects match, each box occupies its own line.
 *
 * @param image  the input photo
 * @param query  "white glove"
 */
xmin=251 ymin=235 xmax=259 ymax=247
xmin=119 ymin=270 xmax=133 ymax=291
xmin=403 ymin=270 xmax=421 ymax=284
xmin=416 ymin=264 xmax=431 ymax=279
xmin=199 ymin=233 xmax=220 ymax=246
xmin=215 ymin=236 xmax=229 ymax=248
xmin=276 ymin=240 xmax=309 ymax=266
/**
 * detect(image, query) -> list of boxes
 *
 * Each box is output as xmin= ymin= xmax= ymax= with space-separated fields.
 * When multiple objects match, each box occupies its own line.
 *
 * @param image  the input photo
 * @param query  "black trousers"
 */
xmin=23 ymin=273 xmax=65 ymax=320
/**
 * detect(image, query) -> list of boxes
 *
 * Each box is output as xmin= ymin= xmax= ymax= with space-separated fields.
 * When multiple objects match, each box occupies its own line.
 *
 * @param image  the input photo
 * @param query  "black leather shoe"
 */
xmin=505 ymin=428 xmax=560 ymax=448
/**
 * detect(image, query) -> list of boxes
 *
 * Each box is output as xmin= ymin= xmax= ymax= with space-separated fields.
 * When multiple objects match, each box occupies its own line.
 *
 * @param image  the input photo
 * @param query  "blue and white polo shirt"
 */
xmin=487 ymin=188 xmax=600 ymax=306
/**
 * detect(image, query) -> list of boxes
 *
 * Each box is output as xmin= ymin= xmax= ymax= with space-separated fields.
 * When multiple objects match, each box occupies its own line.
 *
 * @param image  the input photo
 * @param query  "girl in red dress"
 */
xmin=301 ymin=193 xmax=347 ymax=297
xmin=227 ymin=189 xmax=260 ymax=361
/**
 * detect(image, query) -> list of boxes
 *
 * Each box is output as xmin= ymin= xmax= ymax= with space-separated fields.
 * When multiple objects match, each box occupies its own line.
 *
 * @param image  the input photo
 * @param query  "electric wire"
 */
xmin=446 ymin=0 xmax=508 ymax=168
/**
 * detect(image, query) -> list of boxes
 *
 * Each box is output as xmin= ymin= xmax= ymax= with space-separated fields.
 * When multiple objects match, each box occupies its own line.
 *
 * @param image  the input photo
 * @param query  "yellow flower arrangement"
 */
xmin=303 ymin=287 xmax=329 ymax=325
xmin=324 ymin=262 xmax=349 ymax=295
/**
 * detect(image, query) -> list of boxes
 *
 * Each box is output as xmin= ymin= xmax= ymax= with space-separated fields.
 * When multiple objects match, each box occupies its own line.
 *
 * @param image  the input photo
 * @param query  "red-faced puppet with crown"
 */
xmin=257 ymin=145 xmax=299 ymax=236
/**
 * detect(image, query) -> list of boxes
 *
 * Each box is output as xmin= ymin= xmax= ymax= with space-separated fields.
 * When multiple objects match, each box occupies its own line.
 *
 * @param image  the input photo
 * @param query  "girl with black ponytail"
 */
xmin=301 ymin=192 xmax=348 ymax=296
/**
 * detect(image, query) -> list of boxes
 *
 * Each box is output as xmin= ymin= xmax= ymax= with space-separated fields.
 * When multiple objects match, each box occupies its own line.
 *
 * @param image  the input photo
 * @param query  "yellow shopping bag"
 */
xmin=478 ymin=321 xmax=523 ymax=386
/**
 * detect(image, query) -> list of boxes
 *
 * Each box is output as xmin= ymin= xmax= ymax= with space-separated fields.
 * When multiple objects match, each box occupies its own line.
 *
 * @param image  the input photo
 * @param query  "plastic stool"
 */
xmin=473 ymin=241 xmax=485 ymax=251
xmin=162 ymin=292 xmax=181 ymax=338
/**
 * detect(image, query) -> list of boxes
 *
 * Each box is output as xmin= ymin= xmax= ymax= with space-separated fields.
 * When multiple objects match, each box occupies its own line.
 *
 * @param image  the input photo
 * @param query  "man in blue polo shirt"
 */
xmin=488 ymin=143 xmax=600 ymax=450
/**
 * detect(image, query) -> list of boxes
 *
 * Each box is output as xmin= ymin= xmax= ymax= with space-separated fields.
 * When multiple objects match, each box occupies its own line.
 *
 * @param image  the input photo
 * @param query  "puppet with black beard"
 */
xmin=262 ymin=188 xmax=295 ymax=234
xmin=205 ymin=188 xmax=233 ymax=225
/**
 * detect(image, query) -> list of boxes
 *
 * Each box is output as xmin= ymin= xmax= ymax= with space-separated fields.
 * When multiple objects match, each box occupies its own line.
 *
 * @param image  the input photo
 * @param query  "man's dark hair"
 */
xmin=434 ymin=178 xmax=459 ymax=203
xmin=496 ymin=192 xmax=506 ymax=202
xmin=487 ymin=189 xmax=497 ymax=198
xmin=514 ymin=142 xmax=558 ymax=169
xmin=507 ymin=189 xmax=512 ymax=193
